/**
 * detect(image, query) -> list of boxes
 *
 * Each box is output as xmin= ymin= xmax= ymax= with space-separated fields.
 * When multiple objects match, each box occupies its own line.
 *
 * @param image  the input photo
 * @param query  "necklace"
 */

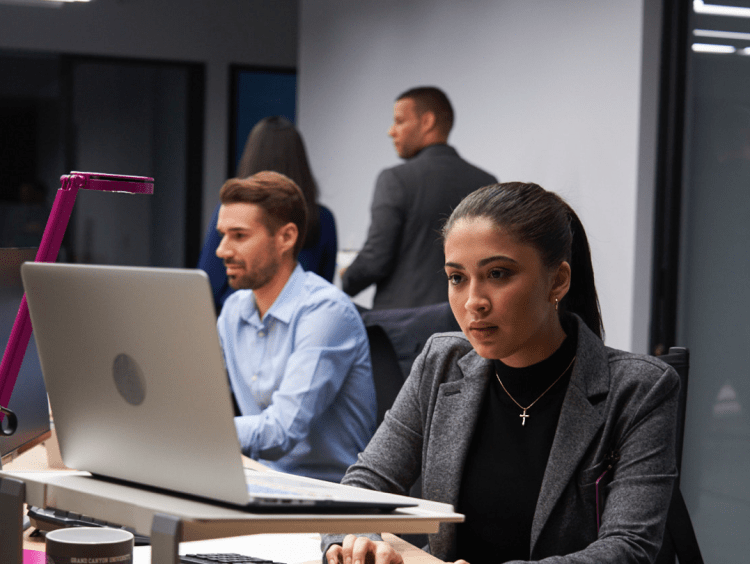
xmin=495 ymin=355 xmax=576 ymax=426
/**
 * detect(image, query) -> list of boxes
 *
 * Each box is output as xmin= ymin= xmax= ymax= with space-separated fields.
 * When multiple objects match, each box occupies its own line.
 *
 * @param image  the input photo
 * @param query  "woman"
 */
xmin=198 ymin=116 xmax=337 ymax=311
xmin=324 ymin=182 xmax=679 ymax=563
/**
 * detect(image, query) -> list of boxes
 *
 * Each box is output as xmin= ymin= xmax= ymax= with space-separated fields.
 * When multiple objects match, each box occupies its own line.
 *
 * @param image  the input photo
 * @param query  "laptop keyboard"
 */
xmin=243 ymin=469 xmax=333 ymax=498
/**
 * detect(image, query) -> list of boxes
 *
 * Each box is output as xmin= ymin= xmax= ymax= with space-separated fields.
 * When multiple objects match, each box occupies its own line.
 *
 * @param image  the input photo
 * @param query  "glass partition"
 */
xmin=676 ymin=2 xmax=750 ymax=561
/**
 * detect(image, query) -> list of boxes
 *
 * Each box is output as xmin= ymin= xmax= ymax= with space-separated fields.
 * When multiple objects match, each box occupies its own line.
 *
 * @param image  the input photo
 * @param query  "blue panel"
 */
xmin=234 ymin=71 xmax=297 ymax=171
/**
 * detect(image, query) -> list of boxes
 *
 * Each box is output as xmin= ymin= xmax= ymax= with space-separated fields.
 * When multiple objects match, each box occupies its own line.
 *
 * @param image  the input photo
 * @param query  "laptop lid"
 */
xmin=21 ymin=262 xmax=410 ymax=511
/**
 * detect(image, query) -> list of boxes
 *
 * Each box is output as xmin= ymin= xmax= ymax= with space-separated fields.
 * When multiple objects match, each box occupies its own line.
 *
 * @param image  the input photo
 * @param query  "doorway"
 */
xmin=0 ymin=50 xmax=205 ymax=268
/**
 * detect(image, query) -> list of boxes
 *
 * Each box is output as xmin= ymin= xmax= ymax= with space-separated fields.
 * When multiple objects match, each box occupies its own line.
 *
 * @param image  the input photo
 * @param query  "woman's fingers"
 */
xmin=326 ymin=535 xmax=403 ymax=564
xmin=372 ymin=539 xmax=404 ymax=564
xmin=326 ymin=543 xmax=344 ymax=564
xmin=347 ymin=535 xmax=376 ymax=564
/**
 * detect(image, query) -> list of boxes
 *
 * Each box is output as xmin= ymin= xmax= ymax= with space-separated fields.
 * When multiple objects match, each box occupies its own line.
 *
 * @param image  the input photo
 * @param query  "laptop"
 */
xmin=20 ymin=262 xmax=413 ymax=512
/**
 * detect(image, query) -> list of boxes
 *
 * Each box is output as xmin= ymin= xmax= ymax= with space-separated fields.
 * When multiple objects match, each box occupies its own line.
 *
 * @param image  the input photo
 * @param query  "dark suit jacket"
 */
xmin=361 ymin=301 xmax=460 ymax=379
xmin=342 ymin=144 xmax=496 ymax=309
xmin=325 ymin=315 xmax=679 ymax=563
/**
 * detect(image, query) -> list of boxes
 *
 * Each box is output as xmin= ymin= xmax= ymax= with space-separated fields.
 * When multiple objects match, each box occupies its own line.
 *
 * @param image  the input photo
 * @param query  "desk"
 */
xmin=1 ymin=469 xmax=461 ymax=564
xmin=136 ymin=532 xmax=442 ymax=564
xmin=22 ymin=529 xmax=442 ymax=564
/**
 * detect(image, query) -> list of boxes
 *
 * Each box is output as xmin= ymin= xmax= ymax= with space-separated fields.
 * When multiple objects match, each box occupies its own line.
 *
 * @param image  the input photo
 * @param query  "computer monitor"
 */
xmin=0 ymin=248 xmax=50 ymax=465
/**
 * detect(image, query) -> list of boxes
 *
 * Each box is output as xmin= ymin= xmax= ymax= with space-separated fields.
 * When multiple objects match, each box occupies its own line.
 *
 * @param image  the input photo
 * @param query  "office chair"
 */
xmin=365 ymin=325 xmax=405 ymax=426
xmin=655 ymin=347 xmax=704 ymax=564
xmin=361 ymin=302 xmax=460 ymax=380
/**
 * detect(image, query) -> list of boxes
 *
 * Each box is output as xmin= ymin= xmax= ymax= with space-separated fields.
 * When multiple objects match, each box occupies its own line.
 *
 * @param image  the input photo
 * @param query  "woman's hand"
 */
xmin=326 ymin=534 xmax=404 ymax=564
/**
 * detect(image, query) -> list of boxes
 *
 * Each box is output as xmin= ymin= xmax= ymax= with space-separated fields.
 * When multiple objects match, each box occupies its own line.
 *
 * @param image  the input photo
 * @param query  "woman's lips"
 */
xmin=469 ymin=324 xmax=498 ymax=338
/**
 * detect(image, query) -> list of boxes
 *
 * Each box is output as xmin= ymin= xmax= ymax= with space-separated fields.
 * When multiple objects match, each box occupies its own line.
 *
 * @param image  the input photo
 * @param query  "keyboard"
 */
xmin=181 ymin=555 xmax=285 ymax=564
xmin=28 ymin=507 xmax=288 ymax=563
xmin=27 ymin=505 xmax=150 ymax=546
xmin=243 ymin=469 xmax=333 ymax=498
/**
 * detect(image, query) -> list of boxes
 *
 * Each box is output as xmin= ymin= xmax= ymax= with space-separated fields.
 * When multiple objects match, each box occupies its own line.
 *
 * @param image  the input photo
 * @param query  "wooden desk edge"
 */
xmin=3 ymin=469 xmax=461 ymax=550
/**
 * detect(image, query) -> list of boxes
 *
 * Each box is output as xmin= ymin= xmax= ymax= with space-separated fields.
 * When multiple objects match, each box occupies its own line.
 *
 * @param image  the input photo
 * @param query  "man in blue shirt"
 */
xmin=215 ymin=171 xmax=376 ymax=482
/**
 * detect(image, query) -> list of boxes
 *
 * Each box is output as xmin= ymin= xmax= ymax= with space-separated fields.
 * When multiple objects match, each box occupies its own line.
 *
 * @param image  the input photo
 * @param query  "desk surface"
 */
xmin=2 ymin=444 xmax=458 ymax=564
xmin=3 ymin=470 xmax=460 ymax=540
xmin=23 ymin=530 xmax=443 ymax=564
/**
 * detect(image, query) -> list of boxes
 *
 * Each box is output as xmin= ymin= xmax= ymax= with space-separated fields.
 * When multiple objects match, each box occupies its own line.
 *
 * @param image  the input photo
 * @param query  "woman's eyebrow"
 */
xmin=478 ymin=255 xmax=516 ymax=267
xmin=445 ymin=255 xmax=517 ymax=270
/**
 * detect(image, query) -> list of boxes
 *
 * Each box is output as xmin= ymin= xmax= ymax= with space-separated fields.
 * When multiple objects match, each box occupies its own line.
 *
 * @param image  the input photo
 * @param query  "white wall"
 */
xmin=0 ymin=0 xmax=298 ymax=235
xmin=298 ymin=0 xmax=655 ymax=352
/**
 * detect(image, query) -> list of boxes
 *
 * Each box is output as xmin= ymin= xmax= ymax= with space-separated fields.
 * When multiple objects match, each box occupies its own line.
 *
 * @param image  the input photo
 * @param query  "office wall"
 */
xmin=298 ymin=0 xmax=655 ymax=352
xmin=0 ymin=0 xmax=298 ymax=235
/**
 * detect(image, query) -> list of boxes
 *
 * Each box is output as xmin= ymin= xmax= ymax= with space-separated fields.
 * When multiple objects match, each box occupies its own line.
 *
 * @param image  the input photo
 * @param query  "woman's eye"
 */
xmin=447 ymin=273 xmax=464 ymax=286
xmin=489 ymin=268 xmax=508 ymax=280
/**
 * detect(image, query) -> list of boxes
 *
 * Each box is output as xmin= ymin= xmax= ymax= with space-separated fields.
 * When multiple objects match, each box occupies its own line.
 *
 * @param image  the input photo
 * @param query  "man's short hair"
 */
xmin=396 ymin=86 xmax=454 ymax=136
xmin=219 ymin=171 xmax=308 ymax=258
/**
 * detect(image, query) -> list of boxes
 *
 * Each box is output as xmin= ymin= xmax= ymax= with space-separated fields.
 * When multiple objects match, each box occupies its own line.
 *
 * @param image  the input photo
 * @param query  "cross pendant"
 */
xmin=520 ymin=410 xmax=529 ymax=426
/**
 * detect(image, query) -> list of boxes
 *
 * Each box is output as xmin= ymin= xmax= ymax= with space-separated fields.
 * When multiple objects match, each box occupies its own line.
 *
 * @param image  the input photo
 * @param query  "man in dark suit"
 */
xmin=341 ymin=86 xmax=497 ymax=309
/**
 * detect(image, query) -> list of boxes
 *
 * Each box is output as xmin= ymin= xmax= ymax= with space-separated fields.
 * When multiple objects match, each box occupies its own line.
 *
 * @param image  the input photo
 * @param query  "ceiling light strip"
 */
xmin=694 ymin=0 xmax=750 ymax=18
xmin=692 ymin=43 xmax=737 ymax=53
xmin=694 ymin=29 xmax=750 ymax=41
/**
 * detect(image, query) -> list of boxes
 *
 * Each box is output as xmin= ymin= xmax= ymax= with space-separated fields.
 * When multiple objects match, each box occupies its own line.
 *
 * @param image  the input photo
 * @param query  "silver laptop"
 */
xmin=20 ymin=262 xmax=412 ymax=512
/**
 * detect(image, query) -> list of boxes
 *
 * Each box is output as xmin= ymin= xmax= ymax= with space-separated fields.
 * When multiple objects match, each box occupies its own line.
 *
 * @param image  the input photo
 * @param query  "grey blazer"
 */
xmin=324 ymin=315 xmax=679 ymax=563
xmin=341 ymin=144 xmax=496 ymax=309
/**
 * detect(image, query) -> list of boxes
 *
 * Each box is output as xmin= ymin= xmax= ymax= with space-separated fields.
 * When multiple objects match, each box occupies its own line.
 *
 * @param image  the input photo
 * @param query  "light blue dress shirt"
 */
xmin=217 ymin=264 xmax=376 ymax=482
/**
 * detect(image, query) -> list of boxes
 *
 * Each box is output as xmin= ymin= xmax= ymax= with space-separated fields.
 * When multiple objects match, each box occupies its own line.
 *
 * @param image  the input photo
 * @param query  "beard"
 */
xmin=225 ymin=256 xmax=280 ymax=291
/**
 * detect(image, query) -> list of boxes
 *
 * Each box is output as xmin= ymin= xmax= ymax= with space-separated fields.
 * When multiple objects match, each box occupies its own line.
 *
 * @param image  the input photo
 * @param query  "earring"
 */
xmin=555 ymin=298 xmax=559 ymax=311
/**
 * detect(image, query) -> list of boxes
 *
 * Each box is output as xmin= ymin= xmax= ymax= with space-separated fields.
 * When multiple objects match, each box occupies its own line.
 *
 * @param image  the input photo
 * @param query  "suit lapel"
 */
xmin=422 ymin=352 xmax=491 ymax=509
xmin=530 ymin=321 xmax=610 ymax=550
xmin=421 ymin=351 xmax=491 ymax=561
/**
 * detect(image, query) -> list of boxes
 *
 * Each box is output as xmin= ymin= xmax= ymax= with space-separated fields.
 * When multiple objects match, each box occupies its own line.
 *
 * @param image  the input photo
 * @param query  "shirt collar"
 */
xmin=240 ymin=263 xmax=305 ymax=326
xmin=411 ymin=143 xmax=456 ymax=160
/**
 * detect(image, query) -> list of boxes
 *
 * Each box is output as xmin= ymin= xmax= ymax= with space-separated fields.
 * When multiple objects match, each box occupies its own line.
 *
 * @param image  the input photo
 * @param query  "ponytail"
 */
xmin=562 ymin=208 xmax=603 ymax=340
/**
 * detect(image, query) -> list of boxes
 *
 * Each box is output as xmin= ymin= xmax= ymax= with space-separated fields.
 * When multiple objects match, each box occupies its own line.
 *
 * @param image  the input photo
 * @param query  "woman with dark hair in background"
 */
xmin=323 ymin=182 xmax=679 ymax=564
xmin=198 ymin=116 xmax=337 ymax=311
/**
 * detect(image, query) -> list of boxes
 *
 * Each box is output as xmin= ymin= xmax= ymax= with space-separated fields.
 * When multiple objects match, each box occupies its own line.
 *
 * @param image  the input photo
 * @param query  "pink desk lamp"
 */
xmin=0 ymin=172 xmax=154 ymax=435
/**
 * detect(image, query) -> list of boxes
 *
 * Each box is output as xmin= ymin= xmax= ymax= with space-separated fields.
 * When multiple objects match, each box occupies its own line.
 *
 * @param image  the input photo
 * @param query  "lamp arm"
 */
xmin=0 ymin=175 xmax=81 ymax=422
xmin=0 ymin=172 xmax=152 ymax=430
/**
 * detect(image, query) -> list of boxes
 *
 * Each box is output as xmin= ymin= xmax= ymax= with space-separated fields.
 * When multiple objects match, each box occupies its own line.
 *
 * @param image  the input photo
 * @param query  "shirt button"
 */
xmin=258 ymin=330 xmax=265 ymax=337
xmin=252 ymin=374 xmax=258 ymax=381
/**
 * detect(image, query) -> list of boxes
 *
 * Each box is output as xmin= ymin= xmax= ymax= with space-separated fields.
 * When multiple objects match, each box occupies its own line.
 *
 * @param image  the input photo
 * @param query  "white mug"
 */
xmin=45 ymin=527 xmax=134 ymax=564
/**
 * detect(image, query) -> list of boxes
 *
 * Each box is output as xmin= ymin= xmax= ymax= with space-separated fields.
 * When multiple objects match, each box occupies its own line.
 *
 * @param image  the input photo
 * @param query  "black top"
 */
xmin=455 ymin=327 xmax=578 ymax=562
